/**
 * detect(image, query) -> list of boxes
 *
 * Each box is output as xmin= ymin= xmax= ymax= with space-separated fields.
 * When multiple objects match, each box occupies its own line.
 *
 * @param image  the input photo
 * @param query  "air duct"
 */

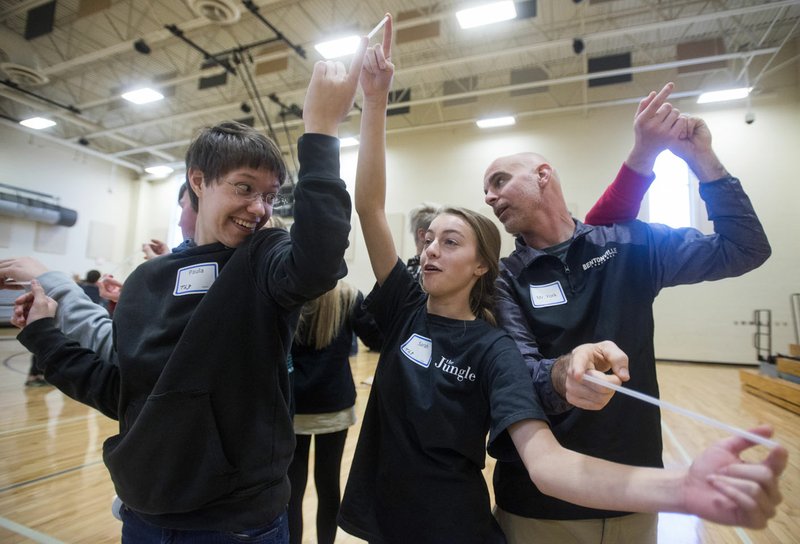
xmin=0 ymin=184 xmax=77 ymax=227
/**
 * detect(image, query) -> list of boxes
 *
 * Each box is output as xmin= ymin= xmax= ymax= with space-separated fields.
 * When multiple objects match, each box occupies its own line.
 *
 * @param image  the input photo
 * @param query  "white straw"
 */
xmin=4 ymin=280 xmax=31 ymax=286
xmin=367 ymin=15 xmax=389 ymax=39
xmin=582 ymin=373 xmax=780 ymax=448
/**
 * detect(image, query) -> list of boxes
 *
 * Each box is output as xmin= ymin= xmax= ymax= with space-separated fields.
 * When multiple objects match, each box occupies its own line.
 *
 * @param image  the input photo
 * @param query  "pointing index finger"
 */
xmin=382 ymin=13 xmax=393 ymax=60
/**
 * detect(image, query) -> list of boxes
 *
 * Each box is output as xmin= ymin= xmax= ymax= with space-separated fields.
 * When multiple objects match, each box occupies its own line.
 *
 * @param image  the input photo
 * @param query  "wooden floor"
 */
xmin=1 ymin=328 xmax=797 ymax=544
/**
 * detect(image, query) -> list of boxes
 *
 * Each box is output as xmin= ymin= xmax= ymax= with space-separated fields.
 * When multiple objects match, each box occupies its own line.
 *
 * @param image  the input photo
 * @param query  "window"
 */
xmin=646 ymin=150 xmax=694 ymax=228
xmin=644 ymin=151 xmax=712 ymax=232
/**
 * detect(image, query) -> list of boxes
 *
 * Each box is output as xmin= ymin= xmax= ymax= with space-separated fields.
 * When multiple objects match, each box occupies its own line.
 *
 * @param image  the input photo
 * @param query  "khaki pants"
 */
xmin=494 ymin=506 xmax=658 ymax=544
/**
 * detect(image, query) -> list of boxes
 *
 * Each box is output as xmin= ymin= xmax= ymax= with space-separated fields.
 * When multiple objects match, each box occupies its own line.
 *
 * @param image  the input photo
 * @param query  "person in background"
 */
xmin=405 ymin=202 xmax=439 ymax=281
xmin=288 ymin=280 xmax=382 ymax=544
xmin=21 ymin=268 xmax=102 ymax=387
xmin=142 ymin=181 xmax=199 ymax=259
xmin=24 ymin=355 xmax=49 ymax=387
xmin=79 ymin=269 xmax=103 ymax=305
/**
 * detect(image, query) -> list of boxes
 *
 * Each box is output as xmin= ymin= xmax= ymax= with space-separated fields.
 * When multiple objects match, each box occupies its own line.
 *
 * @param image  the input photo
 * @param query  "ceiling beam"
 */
xmin=0 ymin=117 xmax=143 ymax=172
xmin=0 ymin=88 xmax=178 ymax=161
xmin=79 ymin=2 xmax=795 ymax=139
xmin=39 ymin=0 xmax=285 ymax=77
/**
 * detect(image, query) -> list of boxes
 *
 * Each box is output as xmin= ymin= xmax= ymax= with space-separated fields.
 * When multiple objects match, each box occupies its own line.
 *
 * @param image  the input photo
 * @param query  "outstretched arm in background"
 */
xmin=14 ymin=280 xmax=120 ymax=419
xmin=585 ymin=82 xmax=685 ymax=225
xmin=355 ymin=14 xmax=398 ymax=285
xmin=1 ymin=257 xmax=115 ymax=363
xmin=142 ymin=239 xmax=170 ymax=260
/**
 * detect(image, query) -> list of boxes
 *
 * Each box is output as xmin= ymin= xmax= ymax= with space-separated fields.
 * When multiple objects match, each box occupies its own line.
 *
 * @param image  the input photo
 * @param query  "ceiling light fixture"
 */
xmin=476 ymin=116 xmax=516 ymax=129
xmin=121 ymin=87 xmax=164 ymax=104
xmin=20 ymin=117 xmax=56 ymax=129
xmin=456 ymin=1 xmax=517 ymax=29
xmin=572 ymin=38 xmax=585 ymax=54
xmin=696 ymin=87 xmax=752 ymax=104
xmin=314 ymin=36 xmax=361 ymax=59
xmin=145 ymin=165 xmax=174 ymax=178
xmin=339 ymin=137 xmax=359 ymax=148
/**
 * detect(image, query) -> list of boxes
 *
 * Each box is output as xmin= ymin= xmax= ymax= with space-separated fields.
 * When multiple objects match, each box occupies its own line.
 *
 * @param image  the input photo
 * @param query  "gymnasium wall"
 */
xmin=2 ymin=79 xmax=797 ymax=364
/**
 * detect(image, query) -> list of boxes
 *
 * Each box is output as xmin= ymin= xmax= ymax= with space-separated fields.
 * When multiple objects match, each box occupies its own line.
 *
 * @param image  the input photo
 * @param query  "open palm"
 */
xmin=683 ymin=426 xmax=786 ymax=528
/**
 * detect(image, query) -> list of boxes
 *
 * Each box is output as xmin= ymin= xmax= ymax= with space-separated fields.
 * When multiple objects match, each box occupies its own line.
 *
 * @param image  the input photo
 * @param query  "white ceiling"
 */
xmin=1 ymin=0 xmax=799 ymax=175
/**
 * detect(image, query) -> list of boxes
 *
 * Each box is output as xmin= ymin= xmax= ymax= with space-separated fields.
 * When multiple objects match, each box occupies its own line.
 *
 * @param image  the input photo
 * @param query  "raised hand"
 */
xmin=10 ymin=279 xmax=57 ymax=328
xmin=142 ymin=239 xmax=170 ymax=260
xmin=98 ymin=274 xmax=123 ymax=303
xmin=669 ymin=116 xmax=728 ymax=182
xmin=683 ymin=426 xmax=787 ymax=528
xmin=303 ymin=35 xmax=369 ymax=136
xmin=553 ymin=340 xmax=630 ymax=410
xmin=360 ymin=13 xmax=394 ymax=104
xmin=626 ymin=82 xmax=685 ymax=174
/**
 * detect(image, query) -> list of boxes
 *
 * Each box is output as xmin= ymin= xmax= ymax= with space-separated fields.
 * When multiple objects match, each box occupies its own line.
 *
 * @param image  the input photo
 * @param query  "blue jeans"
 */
xmin=120 ymin=504 xmax=289 ymax=543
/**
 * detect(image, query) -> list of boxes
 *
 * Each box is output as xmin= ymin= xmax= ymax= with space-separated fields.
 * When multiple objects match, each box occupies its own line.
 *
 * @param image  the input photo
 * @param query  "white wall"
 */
xmin=341 ymin=83 xmax=800 ymax=365
xmin=0 ymin=125 xmax=138 ymax=279
xmin=3 ymin=79 xmax=797 ymax=365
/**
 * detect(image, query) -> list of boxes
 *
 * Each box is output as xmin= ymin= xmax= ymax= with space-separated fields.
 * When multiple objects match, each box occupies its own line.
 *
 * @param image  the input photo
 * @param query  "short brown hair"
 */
xmin=185 ymin=121 xmax=287 ymax=209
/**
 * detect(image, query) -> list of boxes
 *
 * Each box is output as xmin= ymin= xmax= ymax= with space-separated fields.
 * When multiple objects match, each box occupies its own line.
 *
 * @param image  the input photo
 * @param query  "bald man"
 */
xmin=482 ymin=84 xmax=771 ymax=543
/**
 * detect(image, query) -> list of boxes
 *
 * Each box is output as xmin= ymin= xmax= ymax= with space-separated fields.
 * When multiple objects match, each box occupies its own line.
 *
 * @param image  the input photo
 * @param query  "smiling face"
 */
xmin=420 ymin=213 xmax=488 ymax=304
xmin=189 ymin=166 xmax=280 ymax=248
xmin=483 ymin=153 xmax=547 ymax=235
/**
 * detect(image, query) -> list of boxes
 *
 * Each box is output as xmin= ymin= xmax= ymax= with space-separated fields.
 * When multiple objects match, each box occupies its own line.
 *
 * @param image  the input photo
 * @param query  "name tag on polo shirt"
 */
xmin=174 ymin=263 xmax=218 ymax=296
xmin=529 ymin=281 xmax=567 ymax=308
xmin=401 ymin=333 xmax=432 ymax=368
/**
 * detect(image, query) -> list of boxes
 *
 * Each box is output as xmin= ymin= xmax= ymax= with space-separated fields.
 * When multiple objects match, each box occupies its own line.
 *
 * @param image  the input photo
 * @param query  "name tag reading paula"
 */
xmin=529 ymin=281 xmax=567 ymax=308
xmin=174 ymin=263 xmax=218 ymax=296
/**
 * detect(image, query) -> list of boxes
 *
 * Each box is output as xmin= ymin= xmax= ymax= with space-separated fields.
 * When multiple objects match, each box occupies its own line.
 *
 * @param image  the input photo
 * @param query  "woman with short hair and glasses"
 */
xmin=12 ymin=37 xmax=369 ymax=544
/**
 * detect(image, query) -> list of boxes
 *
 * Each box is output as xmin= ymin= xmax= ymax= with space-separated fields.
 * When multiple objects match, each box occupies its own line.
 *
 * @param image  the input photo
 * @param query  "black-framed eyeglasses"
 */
xmin=223 ymin=180 xmax=285 ymax=206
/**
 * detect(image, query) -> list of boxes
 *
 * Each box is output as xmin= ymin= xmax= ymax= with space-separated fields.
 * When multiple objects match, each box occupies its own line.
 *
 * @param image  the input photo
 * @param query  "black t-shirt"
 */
xmin=338 ymin=260 xmax=546 ymax=544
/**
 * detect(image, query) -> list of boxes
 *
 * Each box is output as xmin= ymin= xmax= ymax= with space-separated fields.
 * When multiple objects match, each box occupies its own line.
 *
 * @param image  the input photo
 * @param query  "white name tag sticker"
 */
xmin=401 ymin=333 xmax=432 ymax=368
xmin=529 ymin=281 xmax=567 ymax=308
xmin=174 ymin=263 xmax=218 ymax=296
